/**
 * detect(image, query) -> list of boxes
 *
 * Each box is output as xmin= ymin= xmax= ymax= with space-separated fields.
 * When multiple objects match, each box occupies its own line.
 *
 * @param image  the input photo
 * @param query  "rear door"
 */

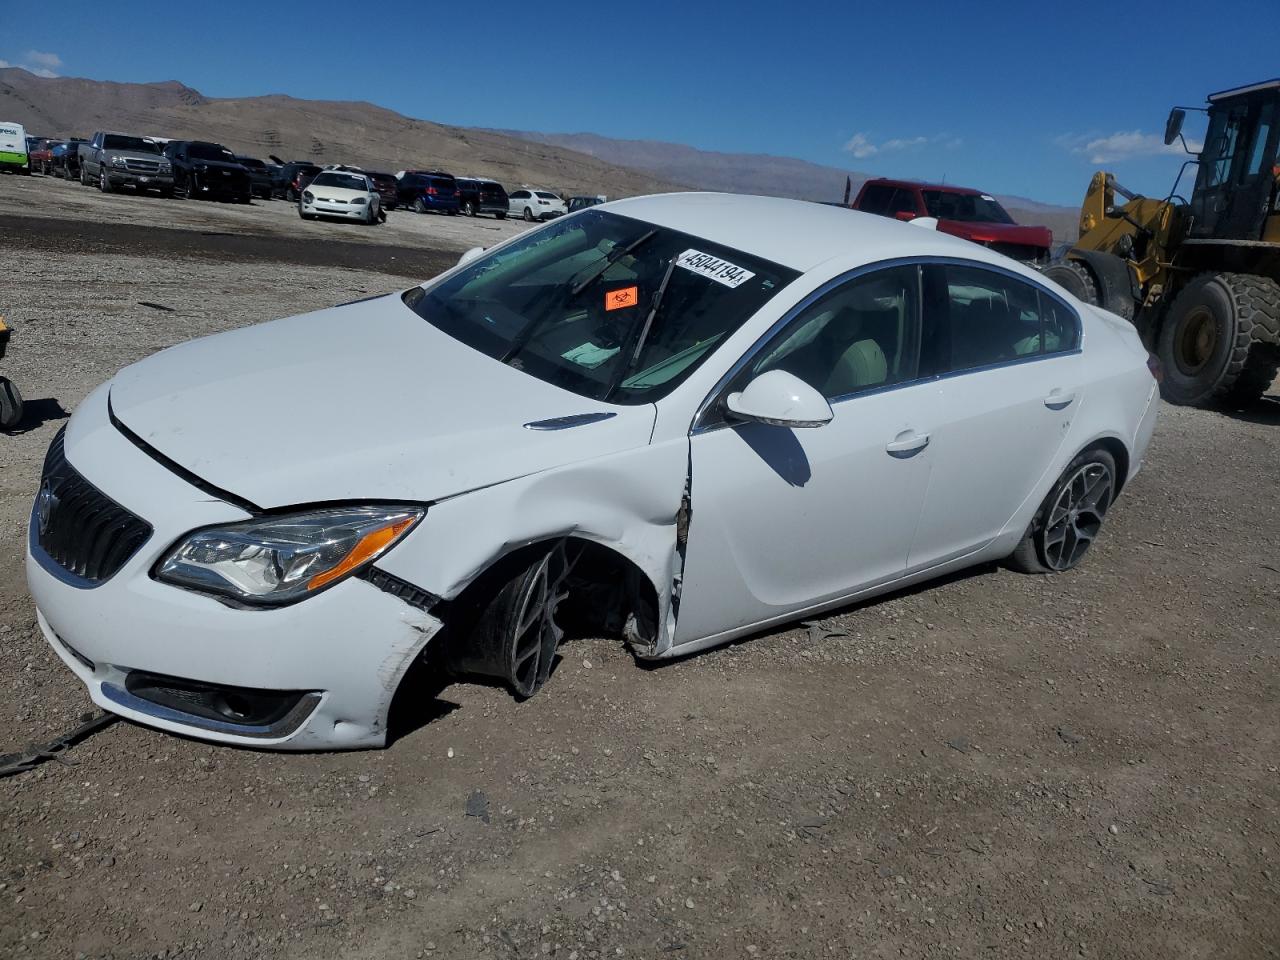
xmin=905 ymin=262 xmax=1084 ymax=570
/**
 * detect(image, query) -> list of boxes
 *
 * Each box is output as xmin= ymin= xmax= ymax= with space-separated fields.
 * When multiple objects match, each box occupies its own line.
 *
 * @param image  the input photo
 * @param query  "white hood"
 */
xmin=108 ymin=294 xmax=656 ymax=508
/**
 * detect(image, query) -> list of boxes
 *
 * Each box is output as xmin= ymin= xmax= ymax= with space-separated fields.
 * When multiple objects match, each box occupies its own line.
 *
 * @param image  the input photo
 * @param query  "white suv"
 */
xmin=508 ymin=188 xmax=566 ymax=221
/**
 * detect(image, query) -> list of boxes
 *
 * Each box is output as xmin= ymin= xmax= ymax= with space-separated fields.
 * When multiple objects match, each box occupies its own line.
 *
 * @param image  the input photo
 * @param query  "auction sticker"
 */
xmin=675 ymin=249 xmax=755 ymax=288
xmin=605 ymin=286 xmax=639 ymax=311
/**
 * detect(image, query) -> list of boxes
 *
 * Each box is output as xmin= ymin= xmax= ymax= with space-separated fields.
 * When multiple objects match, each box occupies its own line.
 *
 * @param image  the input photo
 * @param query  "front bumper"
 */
xmin=302 ymin=199 xmax=373 ymax=219
xmin=25 ymin=385 xmax=442 ymax=750
xmin=107 ymin=169 xmax=174 ymax=187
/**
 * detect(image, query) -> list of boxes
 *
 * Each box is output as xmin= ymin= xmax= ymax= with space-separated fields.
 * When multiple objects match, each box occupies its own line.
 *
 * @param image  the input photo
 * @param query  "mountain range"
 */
xmin=0 ymin=67 xmax=1078 ymax=238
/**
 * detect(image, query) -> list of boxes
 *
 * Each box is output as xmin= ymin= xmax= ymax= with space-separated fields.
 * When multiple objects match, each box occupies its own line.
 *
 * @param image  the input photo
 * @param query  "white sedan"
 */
xmin=508 ymin=187 xmax=567 ymax=221
xmin=25 ymin=194 xmax=1159 ymax=750
xmin=299 ymin=170 xmax=381 ymax=224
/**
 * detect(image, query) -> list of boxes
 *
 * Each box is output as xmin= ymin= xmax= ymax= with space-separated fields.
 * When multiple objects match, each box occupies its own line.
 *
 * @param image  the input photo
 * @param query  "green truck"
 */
xmin=0 ymin=121 xmax=30 ymax=173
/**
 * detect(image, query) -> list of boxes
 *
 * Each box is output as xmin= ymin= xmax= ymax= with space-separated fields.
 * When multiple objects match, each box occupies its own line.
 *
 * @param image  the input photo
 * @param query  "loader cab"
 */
xmin=1185 ymin=80 xmax=1280 ymax=242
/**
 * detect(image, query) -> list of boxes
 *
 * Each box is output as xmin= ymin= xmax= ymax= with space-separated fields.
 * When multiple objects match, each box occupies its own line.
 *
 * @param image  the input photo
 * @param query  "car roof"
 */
xmin=602 ymin=192 xmax=1017 ymax=273
xmin=863 ymin=177 xmax=984 ymax=196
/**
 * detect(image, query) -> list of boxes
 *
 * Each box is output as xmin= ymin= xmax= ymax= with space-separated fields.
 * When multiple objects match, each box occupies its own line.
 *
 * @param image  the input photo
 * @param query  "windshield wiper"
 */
xmin=601 ymin=257 xmax=679 ymax=402
xmin=569 ymin=229 xmax=657 ymax=297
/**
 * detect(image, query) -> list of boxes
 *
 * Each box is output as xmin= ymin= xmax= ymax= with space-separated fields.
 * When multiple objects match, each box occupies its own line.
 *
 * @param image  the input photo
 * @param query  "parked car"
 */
xmin=27 ymin=138 xmax=55 ymax=174
xmin=299 ymin=169 xmax=382 ymax=224
xmin=163 ymin=141 xmax=251 ymax=202
xmin=0 ymin=121 xmax=30 ymax=174
xmin=342 ymin=168 xmax=398 ymax=211
xmin=79 ymin=131 xmax=174 ymax=195
xmin=508 ymin=188 xmax=567 ymax=221
xmin=23 ymin=195 xmax=1158 ymax=751
xmin=568 ymin=195 xmax=606 ymax=213
xmin=235 ymin=155 xmax=274 ymax=200
xmin=455 ymin=177 xmax=509 ymax=218
xmin=397 ymin=170 xmax=460 ymax=214
xmin=50 ymin=139 xmax=88 ymax=180
xmin=852 ymin=179 xmax=1053 ymax=264
xmin=273 ymin=161 xmax=320 ymax=201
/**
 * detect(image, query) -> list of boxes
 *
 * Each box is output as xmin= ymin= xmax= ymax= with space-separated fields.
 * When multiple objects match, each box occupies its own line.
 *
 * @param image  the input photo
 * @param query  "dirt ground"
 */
xmin=1 ymin=172 xmax=1278 ymax=960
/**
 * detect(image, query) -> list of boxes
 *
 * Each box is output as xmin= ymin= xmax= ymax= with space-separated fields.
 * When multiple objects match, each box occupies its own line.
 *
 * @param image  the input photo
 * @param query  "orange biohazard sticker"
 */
xmin=605 ymin=286 xmax=639 ymax=311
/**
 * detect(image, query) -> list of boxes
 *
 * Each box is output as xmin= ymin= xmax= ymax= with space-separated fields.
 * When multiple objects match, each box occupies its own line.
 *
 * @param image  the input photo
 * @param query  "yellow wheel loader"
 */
xmin=1044 ymin=79 xmax=1280 ymax=406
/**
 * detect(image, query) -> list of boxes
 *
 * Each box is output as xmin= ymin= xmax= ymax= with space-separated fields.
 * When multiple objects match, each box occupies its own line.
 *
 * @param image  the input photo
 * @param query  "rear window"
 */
xmin=430 ymin=178 xmax=455 ymax=190
xmin=102 ymin=135 xmax=159 ymax=154
xmin=188 ymin=142 xmax=236 ymax=162
xmin=536 ymin=191 xmax=560 ymax=200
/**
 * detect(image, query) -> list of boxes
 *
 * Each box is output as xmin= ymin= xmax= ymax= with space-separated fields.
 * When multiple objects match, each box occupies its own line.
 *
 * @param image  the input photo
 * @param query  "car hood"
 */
xmin=108 ymin=294 xmax=657 ymax=509
xmin=936 ymin=219 xmax=1052 ymax=247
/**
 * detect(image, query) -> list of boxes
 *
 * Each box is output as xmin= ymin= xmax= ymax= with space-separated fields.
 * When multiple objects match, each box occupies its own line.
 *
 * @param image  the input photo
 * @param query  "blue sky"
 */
xmin=2 ymin=0 xmax=1274 ymax=205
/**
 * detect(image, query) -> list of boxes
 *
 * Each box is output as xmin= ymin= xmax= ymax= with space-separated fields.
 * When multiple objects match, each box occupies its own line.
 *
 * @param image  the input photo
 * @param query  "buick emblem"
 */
xmin=36 ymin=480 xmax=56 ymax=536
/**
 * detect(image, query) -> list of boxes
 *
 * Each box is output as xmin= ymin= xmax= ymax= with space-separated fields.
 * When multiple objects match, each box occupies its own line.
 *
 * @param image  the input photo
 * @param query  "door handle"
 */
xmin=886 ymin=431 xmax=930 ymax=458
xmin=1043 ymin=389 xmax=1076 ymax=410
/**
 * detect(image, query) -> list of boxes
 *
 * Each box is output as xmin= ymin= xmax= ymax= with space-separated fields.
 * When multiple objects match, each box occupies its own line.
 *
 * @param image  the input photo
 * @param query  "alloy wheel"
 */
xmin=1040 ymin=461 xmax=1113 ymax=571
xmin=507 ymin=542 xmax=573 ymax=697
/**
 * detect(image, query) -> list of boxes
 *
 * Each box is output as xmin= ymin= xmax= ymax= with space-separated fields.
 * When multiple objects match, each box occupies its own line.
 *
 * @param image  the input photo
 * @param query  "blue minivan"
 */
xmin=396 ymin=170 xmax=461 ymax=215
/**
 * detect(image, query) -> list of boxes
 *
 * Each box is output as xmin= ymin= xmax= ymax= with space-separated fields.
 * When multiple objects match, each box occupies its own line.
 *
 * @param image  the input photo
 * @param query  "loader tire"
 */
xmin=1041 ymin=259 xmax=1100 ymax=306
xmin=1157 ymin=272 xmax=1280 ymax=406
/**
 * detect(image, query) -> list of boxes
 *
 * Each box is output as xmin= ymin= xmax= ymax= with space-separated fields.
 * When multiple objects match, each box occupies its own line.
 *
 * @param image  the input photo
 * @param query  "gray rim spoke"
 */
xmin=1041 ymin=460 xmax=1113 ymax=571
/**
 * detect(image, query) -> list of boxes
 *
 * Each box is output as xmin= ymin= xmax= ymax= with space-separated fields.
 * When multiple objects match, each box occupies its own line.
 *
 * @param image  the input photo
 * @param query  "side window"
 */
xmin=1207 ymin=107 xmax=1246 ymax=187
xmin=744 ymin=265 xmax=921 ymax=400
xmin=932 ymin=264 xmax=1075 ymax=372
xmin=1245 ymin=102 xmax=1276 ymax=178
xmin=857 ymin=184 xmax=895 ymax=216
xmin=1037 ymin=292 xmax=1082 ymax=354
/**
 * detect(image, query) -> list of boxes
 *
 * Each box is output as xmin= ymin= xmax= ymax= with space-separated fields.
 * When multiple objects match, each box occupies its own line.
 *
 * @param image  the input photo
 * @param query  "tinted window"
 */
xmin=745 ymin=265 xmax=921 ymax=400
xmin=187 ymin=142 xmax=236 ymax=162
xmin=887 ymin=189 xmax=919 ymax=216
xmin=933 ymin=264 xmax=1077 ymax=373
xmin=857 ymin=184 xmax=895 ymax=216
xmin=102 ymin=135 xmax=159 ymax=154
xmin=403 ymin=209 xmax=798 ymax=404
xmin=922 ymin=190 xmax=1014 ymax=224
xmin=536 ymin=191 xmax=560 ymax=200
xmin=510 ymin=190 xmax=529 ymax=199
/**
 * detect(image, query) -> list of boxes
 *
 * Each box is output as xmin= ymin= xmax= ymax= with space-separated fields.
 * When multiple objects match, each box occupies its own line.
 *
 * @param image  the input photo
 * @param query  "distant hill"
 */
xmin=0 ymin=67 xmax=1079 ymax=239
xmin=0 ymin=68 xmax=682 ymax=199
xmin=495 ymin=130 xmax=1080 ymax=240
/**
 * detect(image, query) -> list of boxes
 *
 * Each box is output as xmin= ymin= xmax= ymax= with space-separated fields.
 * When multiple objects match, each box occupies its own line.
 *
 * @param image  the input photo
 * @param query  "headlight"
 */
xmin=156 ymin=506 xmax=423 ymax=606
xmin=110 ymin=156 xmax=128 ymax=168
xmin=158 ymin=161 xmax=171 ymax=173
xmin=350 ymin=196 xmax=368 ymax=205
xmin=302 ymin=190 xmax=314 ymax=203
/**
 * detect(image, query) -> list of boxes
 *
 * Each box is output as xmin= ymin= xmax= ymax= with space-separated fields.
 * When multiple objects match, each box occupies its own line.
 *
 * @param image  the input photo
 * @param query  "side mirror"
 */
xmin=1164 ymin=108 xmax=1185 ymax=146
xmin=893 ymin=210 xmax=917 ymax=222
xmin=457 ymin=246 xmax=485 ymax=268
xmin=725 ymin=370 xmax=833 ymax=428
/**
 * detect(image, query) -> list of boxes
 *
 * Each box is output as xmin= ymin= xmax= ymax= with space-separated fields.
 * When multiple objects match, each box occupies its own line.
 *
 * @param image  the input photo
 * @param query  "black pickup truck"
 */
xmin=163 ymin=141 xmax=252 ymax=202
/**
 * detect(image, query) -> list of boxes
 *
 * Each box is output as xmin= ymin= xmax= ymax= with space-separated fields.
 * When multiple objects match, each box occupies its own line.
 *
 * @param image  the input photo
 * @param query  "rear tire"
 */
xmin=1041 ymin=259 xmax=1099 ymax=306
xmin=1157 ymin=272 xmax=1280 ymax=406
xmin=495 ymin=211 xmax=506 ymax=220
xmin=1008 ymin=448 xmax=1117 ymax=574
xmin=0 ymin=376 xmax=24 ymax=431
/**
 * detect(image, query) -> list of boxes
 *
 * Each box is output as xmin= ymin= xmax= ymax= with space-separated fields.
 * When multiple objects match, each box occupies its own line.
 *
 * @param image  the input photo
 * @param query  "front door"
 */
xmin=675 ymin=264 xmax=936 ymax=645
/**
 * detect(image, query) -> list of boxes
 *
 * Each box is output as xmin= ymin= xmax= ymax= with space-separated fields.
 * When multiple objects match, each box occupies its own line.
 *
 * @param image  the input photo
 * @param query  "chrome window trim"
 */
xmin=690 ymin=255 xmax=1082 ymax=435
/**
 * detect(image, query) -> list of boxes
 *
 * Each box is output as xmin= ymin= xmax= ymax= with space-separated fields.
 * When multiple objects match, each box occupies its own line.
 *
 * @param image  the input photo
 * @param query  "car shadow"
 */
xmin=735 ymin=423 xmax=811 ymax=487
xmin=4 ymin=397 xmax=69 ymax=435
xmin=636 ymin=561 xmax=1001 ymax=670
xmin=385 ymin=652 xmax=462 ymax=747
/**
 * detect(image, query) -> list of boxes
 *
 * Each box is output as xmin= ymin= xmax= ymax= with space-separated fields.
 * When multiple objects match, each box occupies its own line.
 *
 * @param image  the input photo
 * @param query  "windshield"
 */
xmin=921 ymin=190 xmax=1014 ymax=224
xmin=189 ymin=142 xmax=236 ymax=162
xmin=403 ymin=210 xmax=798 ymax=404
xmin=102 ymin=135 xmax=159 ymax=154
xmin=311 ymin=172 xmax=368 ymax=190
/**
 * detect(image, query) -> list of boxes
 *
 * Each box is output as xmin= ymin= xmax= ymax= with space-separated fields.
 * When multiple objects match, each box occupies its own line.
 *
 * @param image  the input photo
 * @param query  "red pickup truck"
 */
xmin=851 ymin=178 xmax=1052 ymax=265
